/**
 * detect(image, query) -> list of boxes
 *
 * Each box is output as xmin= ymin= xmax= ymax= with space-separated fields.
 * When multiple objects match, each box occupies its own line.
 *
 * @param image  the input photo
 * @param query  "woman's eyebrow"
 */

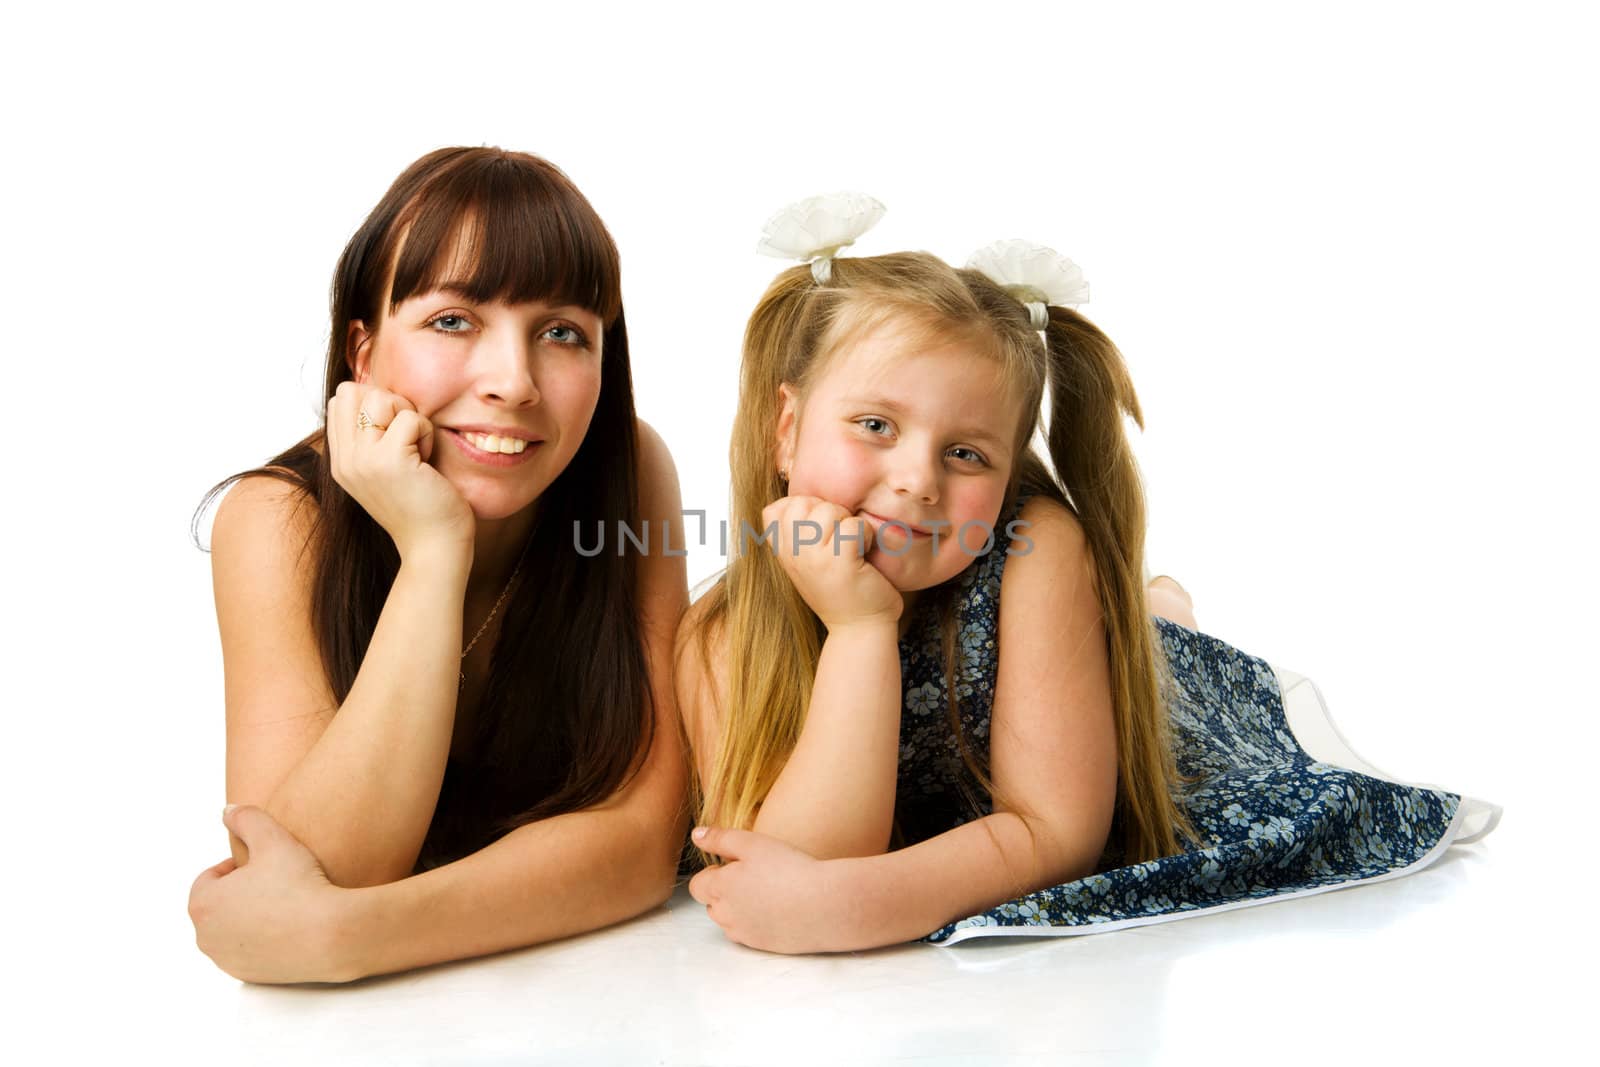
xmin=411 ymin=287 xmax=594 ymax=320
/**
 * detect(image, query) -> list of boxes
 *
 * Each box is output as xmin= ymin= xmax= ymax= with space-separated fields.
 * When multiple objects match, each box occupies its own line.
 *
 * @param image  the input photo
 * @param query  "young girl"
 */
xmin=679 ymin=197 xmax=1474 ymax=953
xmin=186 ymin=147 xmax=688 ymax=983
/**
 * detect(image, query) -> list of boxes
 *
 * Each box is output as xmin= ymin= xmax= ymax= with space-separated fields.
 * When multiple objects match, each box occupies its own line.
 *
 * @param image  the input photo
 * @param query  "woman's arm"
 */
xmin=345 ymin=422 xmax=689 ymax=975
xmin=339 ymin=721 xmax=685 ymax=979
xmin=192 ymin=420 xmax=689 ymax=982
xmin=214 ymin=475 xmax=470 ymax=888
xmin=691 ymin=496 xmax=1118 ymax=952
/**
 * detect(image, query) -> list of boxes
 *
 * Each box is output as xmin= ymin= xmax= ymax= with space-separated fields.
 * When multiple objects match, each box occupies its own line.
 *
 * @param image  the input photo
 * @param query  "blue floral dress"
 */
xmin=895 ymin=492 xmax=1479 ymax=943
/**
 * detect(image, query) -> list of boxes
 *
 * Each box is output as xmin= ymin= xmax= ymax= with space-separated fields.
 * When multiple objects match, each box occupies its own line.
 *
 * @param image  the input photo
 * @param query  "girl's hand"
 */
xmin=687 ymin=827 xmax=851 ymax=954
xmin=761 ymin=495 xmax=902 ymax=632
xmin=326 ymin=381 xmax=475 ymax=561
xmin=188 ymin=805 xmax=360 ymax=984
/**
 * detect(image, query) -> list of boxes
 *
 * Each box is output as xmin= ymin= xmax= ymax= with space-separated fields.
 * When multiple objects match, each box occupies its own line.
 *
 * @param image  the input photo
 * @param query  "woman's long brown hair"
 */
xmin=195 ymin=147 xmax=653 ymax=870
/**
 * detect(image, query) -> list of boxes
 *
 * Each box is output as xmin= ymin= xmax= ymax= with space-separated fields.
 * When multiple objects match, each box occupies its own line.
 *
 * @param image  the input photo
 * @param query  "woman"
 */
xmin=187 ymin=147 xmax=688 ymax=983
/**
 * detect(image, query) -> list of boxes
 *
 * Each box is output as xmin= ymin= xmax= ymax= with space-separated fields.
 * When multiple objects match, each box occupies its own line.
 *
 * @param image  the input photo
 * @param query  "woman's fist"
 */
xmin=326 ymin=381 xmax=474 ymax=560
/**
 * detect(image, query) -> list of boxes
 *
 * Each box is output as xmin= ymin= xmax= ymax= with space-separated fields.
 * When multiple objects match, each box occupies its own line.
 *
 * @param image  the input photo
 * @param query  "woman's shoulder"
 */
xmin=633 ymin=416 xmax=685 ymax=522
xmin=633 ymin=416 xmax=678 ymax=484
xmin=213 ymin=473 xmax=316 ymax=538
xmin=210 ymin=474 xmax=320 ymax=591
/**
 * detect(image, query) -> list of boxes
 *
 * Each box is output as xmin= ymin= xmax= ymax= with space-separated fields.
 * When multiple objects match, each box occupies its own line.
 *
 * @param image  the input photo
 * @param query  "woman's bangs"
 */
xmin=387 ymin=161 xmax=622 ymax=324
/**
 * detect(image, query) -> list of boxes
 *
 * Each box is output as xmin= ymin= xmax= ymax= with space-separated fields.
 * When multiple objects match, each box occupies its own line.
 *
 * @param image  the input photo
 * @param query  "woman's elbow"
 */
xmin=628 ymin=808 xmax=689 ymax=912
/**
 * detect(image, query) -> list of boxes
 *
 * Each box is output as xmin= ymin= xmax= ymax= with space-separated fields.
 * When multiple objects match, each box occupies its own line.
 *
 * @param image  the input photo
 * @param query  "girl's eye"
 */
xmin=948 ymin=446 xmax=989 ymax=467
xmin=428 ymin=314 xmax=472 ymax=333
xmin=857 ymin=417 xmax=893 ymax=436
xmin=545 ymin=324 xmax=588 ymax=346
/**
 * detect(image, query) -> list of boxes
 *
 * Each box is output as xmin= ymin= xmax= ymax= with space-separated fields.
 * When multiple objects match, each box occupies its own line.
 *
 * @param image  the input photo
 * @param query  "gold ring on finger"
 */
xmin=357 ymin=409 xmax=381 ymax=432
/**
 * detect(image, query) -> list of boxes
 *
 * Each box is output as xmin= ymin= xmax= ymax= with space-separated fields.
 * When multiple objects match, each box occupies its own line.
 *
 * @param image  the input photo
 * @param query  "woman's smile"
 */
xmin=443 ymin=427 xmax=545 ymax=467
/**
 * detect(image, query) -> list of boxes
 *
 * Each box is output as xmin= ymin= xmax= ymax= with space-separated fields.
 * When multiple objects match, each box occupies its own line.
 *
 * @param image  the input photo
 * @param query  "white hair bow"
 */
xmin=756 ymin=192 xmax=887 ymax=284
xmin=966 ymin=239 xmax=1089 ymax=329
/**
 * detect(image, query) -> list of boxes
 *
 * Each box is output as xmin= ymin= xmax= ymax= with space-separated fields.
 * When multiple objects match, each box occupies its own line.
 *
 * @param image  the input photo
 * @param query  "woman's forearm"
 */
xmin=753 ymin=620 xmax=902 ymax=858
xmin=332 ymin=802 xmax=685 ymax=980
xmin=252 ymin=546 xmax=470 ymax=888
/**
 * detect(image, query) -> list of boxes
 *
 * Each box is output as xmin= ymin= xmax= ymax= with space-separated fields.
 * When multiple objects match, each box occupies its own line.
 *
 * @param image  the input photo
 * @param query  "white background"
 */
xmin=5 ymin=1 xmax=1594 ymax=1062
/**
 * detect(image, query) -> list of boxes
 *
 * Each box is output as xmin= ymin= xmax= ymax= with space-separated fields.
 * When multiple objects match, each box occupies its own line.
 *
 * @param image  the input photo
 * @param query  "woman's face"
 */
xmin=774 ymin=314 xmax=1021 ymax=594
xmin=348 ymin=278 xmax=604 ymax=523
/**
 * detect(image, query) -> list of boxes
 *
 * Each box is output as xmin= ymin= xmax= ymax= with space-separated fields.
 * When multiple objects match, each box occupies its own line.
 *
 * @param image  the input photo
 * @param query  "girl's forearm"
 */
xmin=333 ymin=802 xmax=685 ymax=980
xmin=253 ymin=546 xmax=471 ymax=888
xmin=753 ymin=620 xmax=902 ymax=858
xmin=831 ymin=812 xmax=1098 ymax=951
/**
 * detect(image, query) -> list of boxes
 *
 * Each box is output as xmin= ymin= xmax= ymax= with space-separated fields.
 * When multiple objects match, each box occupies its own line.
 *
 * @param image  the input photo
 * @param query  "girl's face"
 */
xmin=349 ymin=279 xmax=604 ymax=523
xmin=775 ymin=314 xmax=1022 ymax=596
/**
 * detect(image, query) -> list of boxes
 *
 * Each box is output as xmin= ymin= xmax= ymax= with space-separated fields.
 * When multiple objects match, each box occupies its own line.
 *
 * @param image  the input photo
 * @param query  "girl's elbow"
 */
xmin=1015 ymin=813 xmax=1102 ymax=889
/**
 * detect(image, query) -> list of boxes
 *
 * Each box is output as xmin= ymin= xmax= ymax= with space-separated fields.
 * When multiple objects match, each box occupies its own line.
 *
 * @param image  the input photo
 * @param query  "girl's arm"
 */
xmin=192 ymin=423 xmax=690 ymax=982
xmin=691 ymin=496 xmax=1117 ymax=952
xmin=675 ymin=598 xmax=902 ymax=861
xmin=213 ymin=476 xmax=470 ymax=889
xmin=690 ymin=498 xmax=904 ymax=859
xmin=751 ymin=618 xmax=903 ymax=858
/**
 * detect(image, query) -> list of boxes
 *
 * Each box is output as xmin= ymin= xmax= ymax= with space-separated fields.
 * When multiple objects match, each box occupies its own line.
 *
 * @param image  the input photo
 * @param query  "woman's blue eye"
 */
xmin=546 ymin=324 xmax=586 ymax=346
xmin=431 ymin=314 xmax=470 ymax=332
xmin=858 ymin=417 xmax=892 ymax=435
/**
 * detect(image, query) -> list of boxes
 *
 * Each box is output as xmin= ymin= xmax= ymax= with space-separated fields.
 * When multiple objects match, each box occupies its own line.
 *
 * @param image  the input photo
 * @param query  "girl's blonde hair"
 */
xmin=690 ymin=251 xmax=1193 ymax=866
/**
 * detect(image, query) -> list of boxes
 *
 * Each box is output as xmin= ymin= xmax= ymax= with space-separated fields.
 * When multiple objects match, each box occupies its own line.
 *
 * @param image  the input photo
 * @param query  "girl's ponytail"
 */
xmin=1039 ymin=306 xmax=1195 ymax=863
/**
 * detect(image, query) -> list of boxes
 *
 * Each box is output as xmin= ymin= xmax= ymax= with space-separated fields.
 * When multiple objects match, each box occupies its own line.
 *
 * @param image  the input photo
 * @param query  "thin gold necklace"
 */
xmin=459 ymin=537 xmax=530 ymax=691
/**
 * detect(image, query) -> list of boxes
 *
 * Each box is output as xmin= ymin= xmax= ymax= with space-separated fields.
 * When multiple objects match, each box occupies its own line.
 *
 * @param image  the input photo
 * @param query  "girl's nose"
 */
xmin=890 ymin=453 xmax=940 ymax=504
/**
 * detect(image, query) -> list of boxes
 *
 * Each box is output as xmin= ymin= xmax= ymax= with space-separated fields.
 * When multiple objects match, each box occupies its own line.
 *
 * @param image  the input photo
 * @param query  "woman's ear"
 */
xmin=774 ymin=383 xmax=799 ymax=474
xmin=345 ymin=320 xmax=373 ymax=383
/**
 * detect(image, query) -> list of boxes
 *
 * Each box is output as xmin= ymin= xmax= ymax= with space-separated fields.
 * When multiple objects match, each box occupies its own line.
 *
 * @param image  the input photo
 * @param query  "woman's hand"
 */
xmin=761 ymin=495 xmax=902 ymax=632
xmin=687 ymin=826 xmax=855 ymax=954
xmin=188 ymin=805 xmax=362 ymax=984
xmin=326 ymin=381 xmax=475 ymax=561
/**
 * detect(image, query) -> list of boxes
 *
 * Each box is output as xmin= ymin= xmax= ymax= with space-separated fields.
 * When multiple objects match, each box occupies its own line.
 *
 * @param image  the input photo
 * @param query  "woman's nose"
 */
xmin=477 ymin=328 xmax=541 ymax=406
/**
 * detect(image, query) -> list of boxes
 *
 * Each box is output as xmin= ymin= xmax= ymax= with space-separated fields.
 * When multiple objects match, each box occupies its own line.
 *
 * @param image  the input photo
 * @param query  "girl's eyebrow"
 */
xmin=844 ymin=393 xmax=1009 ymax=450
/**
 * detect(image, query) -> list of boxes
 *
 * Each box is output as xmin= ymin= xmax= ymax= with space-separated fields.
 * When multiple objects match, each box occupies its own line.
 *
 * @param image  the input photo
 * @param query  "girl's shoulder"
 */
xmin=1003 ymin=492 xmax=1080 ymax=554
xmin=673 ymin=582 xmax=730 ymax=784
xmin=994 ymin=492 xmax=1092 ymax=607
